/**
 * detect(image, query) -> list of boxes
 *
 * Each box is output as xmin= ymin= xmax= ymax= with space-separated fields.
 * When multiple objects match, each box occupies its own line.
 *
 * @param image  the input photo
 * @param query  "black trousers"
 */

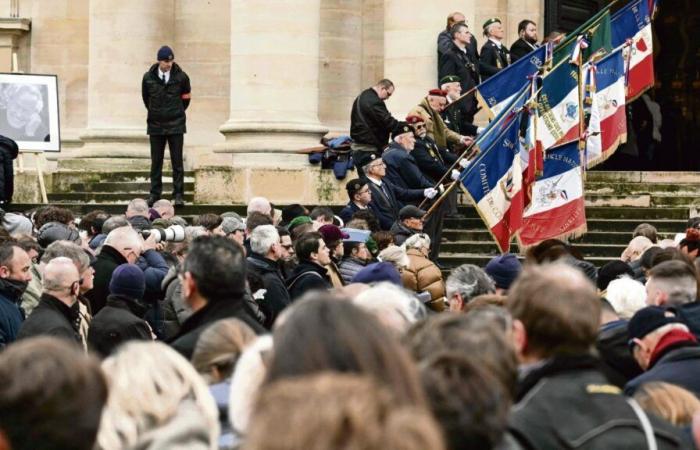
xmin=424 ymin=200 xmax=448 ymax=261
xmin=149 ymin=134 xmax=184 ymax=197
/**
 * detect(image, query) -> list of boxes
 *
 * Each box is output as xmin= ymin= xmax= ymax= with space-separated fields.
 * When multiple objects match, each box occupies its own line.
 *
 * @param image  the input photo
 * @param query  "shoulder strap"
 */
xmin=287 ymin=271 xmax=324 ymax=290
xmin=627 ymin=398 xmax=658 ymax=450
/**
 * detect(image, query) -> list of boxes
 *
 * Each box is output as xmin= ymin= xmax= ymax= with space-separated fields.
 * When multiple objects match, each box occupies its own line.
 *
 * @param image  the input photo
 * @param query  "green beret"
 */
xmin=439 ymin=75 xmax=461 ymax=85
xmin=288 ymin=215 xmax=313 ymax=231
xmin=483 ymin=17 xmax=501 ymax=30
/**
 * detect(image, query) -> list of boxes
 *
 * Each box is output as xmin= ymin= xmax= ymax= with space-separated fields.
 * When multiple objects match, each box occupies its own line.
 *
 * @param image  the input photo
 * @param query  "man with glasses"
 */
xmin=17 ymin=257 xmax=83 ymax=346
xmin=350 ymin=79 xmax=401 ymax=176
xmin=340 ymin=178 xmax=377 ymax=224
xmin=355 ymin=150 xmax=436 ymax=231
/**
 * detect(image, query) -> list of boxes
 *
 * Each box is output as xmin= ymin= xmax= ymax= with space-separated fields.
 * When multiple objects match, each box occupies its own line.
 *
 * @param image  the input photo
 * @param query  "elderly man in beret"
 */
xmin=407 ymin=89 xmax=474 ymax=151
xmin=439 ymin=75 xmax=479 ymax=138
xmin=480 ymin=18 xmax=510 ymax=80
xmin=382 ymin=122 xmax=434 ymax=193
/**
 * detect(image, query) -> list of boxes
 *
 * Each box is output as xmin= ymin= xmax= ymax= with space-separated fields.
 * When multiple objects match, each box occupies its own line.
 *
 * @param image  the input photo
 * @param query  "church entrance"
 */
xmin=545 ymin=0 xmax=700 ymax=171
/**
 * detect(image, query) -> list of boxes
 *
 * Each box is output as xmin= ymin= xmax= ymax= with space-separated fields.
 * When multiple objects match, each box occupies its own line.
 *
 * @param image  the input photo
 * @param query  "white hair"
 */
xmin=605 ymin=277 xmax=647 ymax=319
xmin=96 ymin=342 xmax=219 ymax=450
xmin=185 ymin=225 xmax=208 ymax=240
xmin=104 ymin=226 xmax=141 ymax=251
xmin=353 ymin=282 xmax=426 ymax=334
xmin=247 ymin=197 xmax=272 ymax=216
xmin=42 ymin=256 xmax=79 ymax=293
xmin=621 ymin=236 xmax=654 ymax=262
xmin=403 ymin=233 xmax=431 ymax=251
xmin=250 ymin=225 xmax=280 ymax=256
xmin=378 ymin=245 xmax=409 ymax=269
xmin=229 ymin=335 xmax=273 ymax=434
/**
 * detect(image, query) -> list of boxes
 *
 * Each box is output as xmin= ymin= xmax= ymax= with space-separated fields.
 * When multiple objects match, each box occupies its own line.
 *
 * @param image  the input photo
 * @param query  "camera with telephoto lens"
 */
xmin=140 ymin=224 xmax=186 ymax=243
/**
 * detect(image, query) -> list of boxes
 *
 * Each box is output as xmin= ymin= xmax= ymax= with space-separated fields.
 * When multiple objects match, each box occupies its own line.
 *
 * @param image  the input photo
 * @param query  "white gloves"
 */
xmin=459 ymin=158 xmax=471 ymax=169
xmin=451 ymin=169 xmax=461 ymax=181
xmin=476 ymin=126 xmax=485 ymax=134
xmin=424 ymin=188 xmax=438 ymax=199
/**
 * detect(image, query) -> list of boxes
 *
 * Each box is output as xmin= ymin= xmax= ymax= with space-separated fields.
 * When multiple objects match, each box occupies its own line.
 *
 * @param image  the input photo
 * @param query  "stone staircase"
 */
xmin=11 ymin=170 xmax=700 ymax=271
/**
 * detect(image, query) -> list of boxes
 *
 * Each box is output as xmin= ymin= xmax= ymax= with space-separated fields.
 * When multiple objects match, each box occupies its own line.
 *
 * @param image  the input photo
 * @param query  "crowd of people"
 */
xmin=1 ymin=193 xmax=700 ymax=449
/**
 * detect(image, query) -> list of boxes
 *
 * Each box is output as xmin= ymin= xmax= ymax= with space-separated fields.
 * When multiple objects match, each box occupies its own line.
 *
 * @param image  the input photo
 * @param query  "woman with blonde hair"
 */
xmin=96 ymin=341 xmax=219 ymax=450
xmin=401 ymin=233 xmax=446 ymax=311
xmin=634 ymin=382 xmax=700 ymax=426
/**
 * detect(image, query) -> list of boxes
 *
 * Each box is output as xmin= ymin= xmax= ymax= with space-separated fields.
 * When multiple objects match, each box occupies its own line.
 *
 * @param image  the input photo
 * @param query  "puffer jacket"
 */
xmin=401 ymin=248 xmax=446 ymax=310
xmin=141 ymin=62 xmax=191 ymax=135
xmin=339 ymin=257 xmax=367 ymax=284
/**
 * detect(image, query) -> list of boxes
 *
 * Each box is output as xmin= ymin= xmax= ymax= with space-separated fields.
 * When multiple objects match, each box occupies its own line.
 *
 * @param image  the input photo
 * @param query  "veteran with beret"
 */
xmin=480 ymin=18 xmax=510 ymax=80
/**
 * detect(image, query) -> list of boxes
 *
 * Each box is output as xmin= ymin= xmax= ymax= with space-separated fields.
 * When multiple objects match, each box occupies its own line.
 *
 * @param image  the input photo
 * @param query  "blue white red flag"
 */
xmin=536 ymin=59 xmax=581 ymax=151
xmin=612 ymin=0 xmax=654 ymax=100
xmin=461 ymin=87 xmax=529 ymax=252
xmin=518 ymin=140 xmax=586 ymax=247
xmin=585 ymin=48 xmax=627 ymax=167
xmin=476 ymin=45 xmax=547 ymax=118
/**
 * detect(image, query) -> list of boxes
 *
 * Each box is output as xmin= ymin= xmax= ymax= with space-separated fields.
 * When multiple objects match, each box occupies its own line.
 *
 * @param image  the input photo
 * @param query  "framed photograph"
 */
xmin=0 ymin=73 xmax=60 ymax=152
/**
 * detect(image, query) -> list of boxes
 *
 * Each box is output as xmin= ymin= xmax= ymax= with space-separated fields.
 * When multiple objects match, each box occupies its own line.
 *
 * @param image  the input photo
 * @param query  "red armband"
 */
xmin=181 ymin=93 xmax=191 ymax=100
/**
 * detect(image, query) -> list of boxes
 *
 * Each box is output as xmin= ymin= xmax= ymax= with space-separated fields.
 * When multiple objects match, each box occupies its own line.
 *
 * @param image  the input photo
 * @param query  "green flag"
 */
xmin=553 ymin=9 xmax=613 ymax=64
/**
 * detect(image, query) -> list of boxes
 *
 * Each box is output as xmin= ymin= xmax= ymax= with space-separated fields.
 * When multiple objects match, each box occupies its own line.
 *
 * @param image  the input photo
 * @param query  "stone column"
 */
xmin=383 ymin=0 xmax=476 ymax=117
xmin=319 ymin=0 xmax=362 ymax=133
xmin=217 ymin=0 xmax=327 ymax=153
xmin=75 ymin=0 xmax=174 ymax=165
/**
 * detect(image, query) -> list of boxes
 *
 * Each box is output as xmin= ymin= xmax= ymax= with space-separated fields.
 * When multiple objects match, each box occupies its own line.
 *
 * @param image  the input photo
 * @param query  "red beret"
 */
xmin=428 ymin=89 xmax=447 ymax=97
xmin=405 ymin=115 xmax=425 ymax=125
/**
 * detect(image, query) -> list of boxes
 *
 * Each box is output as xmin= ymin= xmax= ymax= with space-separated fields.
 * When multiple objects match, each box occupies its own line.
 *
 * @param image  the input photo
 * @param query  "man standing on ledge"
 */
xmin=142 ymin=45 xmax=191 ymax=207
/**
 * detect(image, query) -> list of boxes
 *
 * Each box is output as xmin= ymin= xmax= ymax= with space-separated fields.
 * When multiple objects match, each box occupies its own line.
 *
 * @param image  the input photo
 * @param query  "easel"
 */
xmin=11 ymin=52 xmax=48 ymax=203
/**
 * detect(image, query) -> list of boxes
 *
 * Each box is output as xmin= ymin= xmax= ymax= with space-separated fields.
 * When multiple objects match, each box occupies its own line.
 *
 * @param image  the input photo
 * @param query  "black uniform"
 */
xmin=350 ymin=88 xmax=399 ymax=151
xmin=366 ymin=178 xmax=424 ymax=231
xmin=479 ymin=39 xmax=509 ymax=80
xmin=0 ymin=136 xmax=18 ymax=205
xmin=509 ymin=38 xmax=538 ymax=63
xmin=442 ymin=101 xmax=478 ymax=138
xmin=381 ymin=143 xmax=433 ymax=192
xmin=142 ymin=62 xmax=191 ymax=202
xmin=438 ymin=42 xmax=480 ymax=119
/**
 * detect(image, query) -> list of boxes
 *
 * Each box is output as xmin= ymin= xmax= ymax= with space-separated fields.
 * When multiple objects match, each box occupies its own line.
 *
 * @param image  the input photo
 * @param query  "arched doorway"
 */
xmin=545 ymin=0 xmax=700 ymax=171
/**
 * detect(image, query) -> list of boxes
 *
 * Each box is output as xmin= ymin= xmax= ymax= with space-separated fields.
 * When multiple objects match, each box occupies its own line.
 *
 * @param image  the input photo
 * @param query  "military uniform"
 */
xmin=479 ymin=38 xmax=509 ymax=80
xmin=438 ymin=41 xmax=479 ymax=118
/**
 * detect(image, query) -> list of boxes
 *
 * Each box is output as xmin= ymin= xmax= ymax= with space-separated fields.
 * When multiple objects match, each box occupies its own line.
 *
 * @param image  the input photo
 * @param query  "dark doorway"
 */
xmin=545 ymin=0 xmax=700 ymax=171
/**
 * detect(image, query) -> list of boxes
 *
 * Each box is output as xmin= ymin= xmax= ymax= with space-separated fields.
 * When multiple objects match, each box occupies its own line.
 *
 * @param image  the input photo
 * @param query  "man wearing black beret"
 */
xmin=142 ymin=45 xmax=191 ymax=207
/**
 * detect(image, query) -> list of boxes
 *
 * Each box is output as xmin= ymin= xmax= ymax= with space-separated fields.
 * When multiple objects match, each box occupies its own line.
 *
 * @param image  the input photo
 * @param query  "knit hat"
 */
xmin=484 ymin=253 xmax=522 ymax=290
xmin=351 ymin=262 xmax=402 ymax=286
xmin=628 ymin=306 xmax=682 ymax=342
xmin=37 ymin=222 xmax=81 ymax=248
xmin=596 ymin=260 xmax=634 ymax=291
xmin=109 ymin=263 xmax=146 ymax=301
xmin=157 ymin=45 xmax=174 ymax=61
xmin=2 ymin=212 xmax=32 ymax=236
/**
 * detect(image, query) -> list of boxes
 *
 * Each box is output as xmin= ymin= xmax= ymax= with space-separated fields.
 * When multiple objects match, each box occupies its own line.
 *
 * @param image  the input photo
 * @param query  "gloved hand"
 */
xmin=438 ymin=184 xmax=445 ymax=194
xmin=424 ymin=188 xmax=438 ymax=199
xmin=476 ymin=126 xmax=485 ymax=134
xmin=459 ymin=158 xmax=471 ymax=169
xmin=451 ymin=169 xmax=461 ymax=181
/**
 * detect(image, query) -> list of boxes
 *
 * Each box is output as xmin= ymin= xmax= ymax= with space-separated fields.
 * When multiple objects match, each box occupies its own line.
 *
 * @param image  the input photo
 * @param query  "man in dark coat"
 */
xmin=247 ymin=225 xmax=290 ymax=328
xmin=479 ymin=18 xmax=509 ymax=81
xmin=339 ymin=178 xmax=378 ymax=225
xmin=438 ymin=23 xmax=479 ymax=120
xmin=88 ymin=264 xmax=153 ymax=357
xmin=381 ymin=123 xmax=434 ymax=192
xmin=286 ymin=232 xmax=333 ymax=301
xmin=355 ymin=150 xmax=434 ymax=231
xmin=596 ymin=298 xmax=643 ymax=388
xmin=170 ymin=236 xmax=264 ymax=359
xmin=509 ymin=20 xmax=539 ymax=63
xmin=0 ymin=243 xmax=32 ymax=348
xmin=17 ymin=258 xmax=82 ymax=346
xmin=508 ymin=264 xmax=687 ymax=449
xmin=142 ymin=45 xmax=191 ymax=207
xmin=390 ymin=205 xmax=425 ymax=246
xmin=625 ymin=306 xmax=700 ymax=398
xmin=349 ymin=79 xmax=400 ymax=175
xmin=436 ymin=12 xmax=479 ymax=73
xmin=440 ymin=75 xmax=479 ymax=139
xmin=0 ymin=136 xmax=18 ymax=205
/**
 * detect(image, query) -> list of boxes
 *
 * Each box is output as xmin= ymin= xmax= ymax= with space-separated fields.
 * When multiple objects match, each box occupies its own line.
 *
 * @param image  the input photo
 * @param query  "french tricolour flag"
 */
xmin=612 ymin=0 xmax=654 ymax=100
xmin=461 ymin=87 xmax=529 ymax=253
xmin=518 ymin=140 xmax=586 ymax=248
xmin=476 ymin=45 xmax=547 ymax=118
xmin=586 ymin=47 xmax=627 ymax=167
xmin=536 ymin=58 xmax=581 ymax=151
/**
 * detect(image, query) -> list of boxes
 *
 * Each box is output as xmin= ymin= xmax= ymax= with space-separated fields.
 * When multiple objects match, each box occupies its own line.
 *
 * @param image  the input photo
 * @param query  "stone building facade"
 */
xmin=1 ymin=0 xmax=542 ymax=204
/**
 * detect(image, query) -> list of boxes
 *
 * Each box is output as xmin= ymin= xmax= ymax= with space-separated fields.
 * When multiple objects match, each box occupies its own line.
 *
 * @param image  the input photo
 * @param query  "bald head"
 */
xmin=126 ymin=198 xmax=149 ymax=219
xmin=104 ymin=227 xmax=142 ymax=263
xmin=43 ymin=257 xmax=80 ymax=301
xmin=247 ymin=197 xmax=272 ymax=217
xmin=152 ymin=199 xmax=174 ymax=220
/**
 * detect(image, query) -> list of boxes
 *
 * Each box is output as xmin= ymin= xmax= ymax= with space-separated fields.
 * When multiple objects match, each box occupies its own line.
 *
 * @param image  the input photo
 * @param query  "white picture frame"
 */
xmin=0 ymin=73 xmax=60 ymax=152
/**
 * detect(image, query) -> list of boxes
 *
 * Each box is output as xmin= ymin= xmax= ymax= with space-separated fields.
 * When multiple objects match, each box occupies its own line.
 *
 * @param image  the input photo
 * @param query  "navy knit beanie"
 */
xmin=109 ymin=264 xmax=146 ymax=301
xmin=157 ymin=45 xmax=174 ymax=61
xmin=485 ymin=253 xmax=522 ymax=290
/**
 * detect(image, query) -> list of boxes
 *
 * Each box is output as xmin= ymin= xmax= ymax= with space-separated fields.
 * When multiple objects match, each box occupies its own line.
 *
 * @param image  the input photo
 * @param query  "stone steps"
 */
xmin=47 ymin=192 xmax=197 ymax=203
xmin=9 ymin=203 xmax=246 ymax=219
xmin=66 ymin=181 xmax=196 ymax=193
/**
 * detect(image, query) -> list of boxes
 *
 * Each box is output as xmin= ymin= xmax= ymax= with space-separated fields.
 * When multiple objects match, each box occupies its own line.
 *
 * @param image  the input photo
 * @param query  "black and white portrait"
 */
xmin=0 ymin=74 xmax=60 ymax=152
